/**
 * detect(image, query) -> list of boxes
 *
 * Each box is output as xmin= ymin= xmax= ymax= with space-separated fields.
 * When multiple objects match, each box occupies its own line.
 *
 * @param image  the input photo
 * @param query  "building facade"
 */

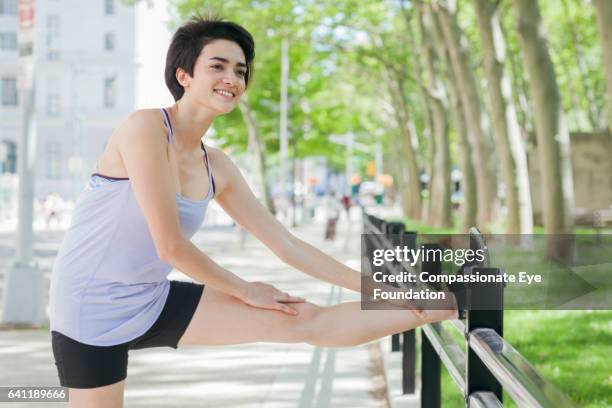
xmin=0 ymin=0 xmax=136 ymax=203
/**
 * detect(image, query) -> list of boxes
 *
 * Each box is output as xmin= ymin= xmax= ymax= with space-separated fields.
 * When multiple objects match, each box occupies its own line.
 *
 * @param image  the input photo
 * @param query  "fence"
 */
xmin=362 ymin=211 xmax=577 ymax=408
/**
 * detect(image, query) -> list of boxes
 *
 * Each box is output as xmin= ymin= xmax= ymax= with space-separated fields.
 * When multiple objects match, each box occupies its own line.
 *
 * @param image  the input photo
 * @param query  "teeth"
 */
xmin=215 ymin=90 xmax=234 ymax=97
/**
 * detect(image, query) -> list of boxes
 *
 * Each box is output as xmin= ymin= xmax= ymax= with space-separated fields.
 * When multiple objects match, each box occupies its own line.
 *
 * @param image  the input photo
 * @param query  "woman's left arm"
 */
xmin=212 ymin=148 xmax=361 ymax=293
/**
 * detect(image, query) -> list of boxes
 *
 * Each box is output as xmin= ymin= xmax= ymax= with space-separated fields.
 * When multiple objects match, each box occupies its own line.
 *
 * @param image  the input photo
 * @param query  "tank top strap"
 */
xmin=201 ymin=141 xmax=216 ymax=197
xmin=160 ymin=108 xmax=173 ymax=144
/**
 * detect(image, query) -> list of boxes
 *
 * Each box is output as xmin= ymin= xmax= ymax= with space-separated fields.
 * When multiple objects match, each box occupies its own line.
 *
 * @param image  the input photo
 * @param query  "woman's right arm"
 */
xmin=115 ymin=110 xmax=302 ymax=315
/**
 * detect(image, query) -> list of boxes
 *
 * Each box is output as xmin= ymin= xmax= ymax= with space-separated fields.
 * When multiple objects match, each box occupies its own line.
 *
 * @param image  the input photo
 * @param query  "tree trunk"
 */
xmin=388 ymin=132 xmax=413 ymax=219
xmin=474 ymin=0 xmax=533 ymax=234
xmin=401 ymin=2 xmax=435 ymax=222
xmin=396 ymin=143 xmax=413 ymax=219
xmin=239 ymin=99 xmax=276 ymax=214
xmin=434 ymin=0 xmax=497 ymax=230
xmin=593 ymin=0 xmax=612 ymax=130
xmin=513 ymin=0 xmax=574 ymax=237
xmin=419 ymin=5 xmax=452 ymax=228
xmin=429 ymin=3 xmax=477 ymax=232
xmin=504 ymin=20 xmax=534 ymax=138
xmin=383 ymin=68 xmax=423 ymax=220
xmin=561 ymin=0 xmax=601 ymax=129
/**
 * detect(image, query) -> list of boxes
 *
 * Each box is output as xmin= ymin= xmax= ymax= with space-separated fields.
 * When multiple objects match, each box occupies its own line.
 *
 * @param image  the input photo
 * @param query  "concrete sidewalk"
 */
xmin=0 ymin=214 xmax=391 ymax=407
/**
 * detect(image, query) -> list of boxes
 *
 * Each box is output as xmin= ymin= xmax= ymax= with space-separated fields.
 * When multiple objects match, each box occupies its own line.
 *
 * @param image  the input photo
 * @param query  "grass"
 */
xmin=439 ymin=311 xmax=612 ymax=407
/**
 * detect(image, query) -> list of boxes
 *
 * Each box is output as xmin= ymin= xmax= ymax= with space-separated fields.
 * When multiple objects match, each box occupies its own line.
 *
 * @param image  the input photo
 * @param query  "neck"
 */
xmin=167 ymin=100 xmax=216 ymax=151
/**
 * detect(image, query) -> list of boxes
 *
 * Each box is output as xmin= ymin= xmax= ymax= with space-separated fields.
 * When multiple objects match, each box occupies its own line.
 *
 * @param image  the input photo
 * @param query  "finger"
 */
xmin=407 ymin=304 xmax=427 ymax=319
xmin=277 ymin=303 xmax=298 ymax=315
xmin=414 ymin=309 xmax=427 ymax=319
xmin=273 ymin=292 xmax=289 ymax=301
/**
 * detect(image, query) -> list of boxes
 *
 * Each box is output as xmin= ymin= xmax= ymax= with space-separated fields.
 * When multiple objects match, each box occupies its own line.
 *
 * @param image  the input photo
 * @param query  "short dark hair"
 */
xmin=165 ymin=15 xmax=255 ymax=101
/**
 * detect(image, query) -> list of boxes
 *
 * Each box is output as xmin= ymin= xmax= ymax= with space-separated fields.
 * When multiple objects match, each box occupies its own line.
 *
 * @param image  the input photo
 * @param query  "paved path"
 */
xmin=0 ymin=212 xmax=393 ymax=407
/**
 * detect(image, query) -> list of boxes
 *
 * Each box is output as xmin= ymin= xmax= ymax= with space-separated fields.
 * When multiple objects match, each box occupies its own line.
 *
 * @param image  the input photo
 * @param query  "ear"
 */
xmin=175 ymin=67 xmax=191 ymax=88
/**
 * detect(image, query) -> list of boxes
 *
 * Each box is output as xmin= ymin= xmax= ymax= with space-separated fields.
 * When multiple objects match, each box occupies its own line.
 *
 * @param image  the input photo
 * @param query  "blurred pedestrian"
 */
xmin=44 ymin=193 xmax=61 ymax=230
xmin=324 ymin=190 xmax=342 ymax=241
xmin=341 ymin=194 xmax=351 ymax=216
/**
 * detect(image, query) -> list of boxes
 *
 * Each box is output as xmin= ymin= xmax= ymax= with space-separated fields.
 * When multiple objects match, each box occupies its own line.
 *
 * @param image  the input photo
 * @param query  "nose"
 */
xmin=222 ymin=71 xmax=240 ymax=85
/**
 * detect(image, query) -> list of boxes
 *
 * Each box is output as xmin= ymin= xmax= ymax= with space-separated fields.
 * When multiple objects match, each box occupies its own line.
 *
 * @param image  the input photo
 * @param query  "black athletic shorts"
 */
xmin=51 ymin=280 xmax=204 ymax=389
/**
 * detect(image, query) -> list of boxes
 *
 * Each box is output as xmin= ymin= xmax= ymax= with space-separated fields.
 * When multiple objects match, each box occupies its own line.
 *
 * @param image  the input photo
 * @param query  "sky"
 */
xmin=134 ymin=0 xmax=175 ymax=109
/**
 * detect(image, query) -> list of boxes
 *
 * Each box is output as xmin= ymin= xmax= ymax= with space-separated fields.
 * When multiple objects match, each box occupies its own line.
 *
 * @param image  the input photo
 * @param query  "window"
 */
xmin=105 ymin=0 xmax=114 ymax=15
xmin=104 ymin=32 xmax=114 ymax=51
xmin=46 ymin=15 xmax=60 ymax=60
xmin=47 ymin=16 xmax=60 ymax=38
xmin=104 ymin=77 xmax=116 ymax=108
xmin=0 ymin=32 xmax=17 ymax=50
xmin=47 ymin=94 xmax=60 ymax=116
xmin=46 ymin=77 xmax=60 ymax=115
xmin=1 ymin=76 xmax=17 ymax=106
xmin=0 ymin=141 xmax=17 ymax=174
xmin=0 ymin=0 xmax=18 ymax=15
xmin=46 ymin=142 xmax=62 ymax=179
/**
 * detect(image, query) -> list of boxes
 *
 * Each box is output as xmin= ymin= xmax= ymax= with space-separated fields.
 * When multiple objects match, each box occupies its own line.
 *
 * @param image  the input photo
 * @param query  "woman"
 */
xmin=49 ymin=16 xmax=458 ymax=407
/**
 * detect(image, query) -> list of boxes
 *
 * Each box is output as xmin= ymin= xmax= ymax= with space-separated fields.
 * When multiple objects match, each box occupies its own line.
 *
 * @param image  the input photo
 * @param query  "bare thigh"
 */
xmin=68 ymin=380 xmax=124 ymax=408
xmin=178 ymin=286 xmax=321 ymax=347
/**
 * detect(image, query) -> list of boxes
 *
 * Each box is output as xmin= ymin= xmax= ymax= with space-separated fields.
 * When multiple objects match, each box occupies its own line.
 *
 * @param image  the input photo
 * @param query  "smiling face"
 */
xmin=176 ymin=39 xmax=247 ymax=114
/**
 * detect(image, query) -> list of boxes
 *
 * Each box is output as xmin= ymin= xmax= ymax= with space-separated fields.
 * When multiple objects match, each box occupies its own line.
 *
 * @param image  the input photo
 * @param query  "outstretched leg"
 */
xmin=178 ymin=286 xmax=456 ymax=348
xmin=68 ymin=380 xmax=124 ymax=408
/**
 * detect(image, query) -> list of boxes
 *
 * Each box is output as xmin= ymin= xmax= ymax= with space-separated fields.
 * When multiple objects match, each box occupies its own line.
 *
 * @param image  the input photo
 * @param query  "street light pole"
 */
xmin=345 ymin=132 xmax=354 ymax=194
xmin=375 ymin=141 xmax=382 ymax=178
xmin=279 ymin=36 xmax=289 ymax=224
xmin=2 ymin=0 xmax=42 ymax=325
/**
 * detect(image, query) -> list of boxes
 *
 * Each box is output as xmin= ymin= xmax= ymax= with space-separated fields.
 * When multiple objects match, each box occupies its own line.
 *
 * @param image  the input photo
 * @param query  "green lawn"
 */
xmin=389 ymin=217 xmax=612 ymax=407
xmin=439 ymin=310 xmax=612 ymax=407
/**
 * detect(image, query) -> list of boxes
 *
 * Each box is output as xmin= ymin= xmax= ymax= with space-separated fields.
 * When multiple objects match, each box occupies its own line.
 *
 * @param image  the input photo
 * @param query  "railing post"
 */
xmin=421 ymin=333 xmax=441 ymax=408
xmin=400 ymin=230 xmax=417 ymax=394
xmin=466 ymin=266 xmax=504 ymax=405
xmin=421 ymin=243 xmax=442 ymax=408
xmin=385 ymin=221 xmax=405 ymax=353
xmin=402 ymin=329 xmax=416 ymax=394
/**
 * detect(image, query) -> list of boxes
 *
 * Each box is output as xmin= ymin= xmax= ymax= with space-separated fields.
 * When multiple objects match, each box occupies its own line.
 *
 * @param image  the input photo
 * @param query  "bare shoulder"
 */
xmin=205 ymin=145 xmax=231 ymax=167
xmin=113 ymin=109 xmax=166 ymax=146
xmin=204 ymin=146 xmax=240 ymax=195
xmin=98 ymin=109 xmax=168 ymax=177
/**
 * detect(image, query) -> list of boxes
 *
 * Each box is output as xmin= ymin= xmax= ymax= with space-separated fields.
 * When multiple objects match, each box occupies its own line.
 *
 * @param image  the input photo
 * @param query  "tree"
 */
xmin=381 ymin=63 xmax=423 ymax=220
xmin=433 ymin=0 xmax=497 ymax=230
xmin=474 ymin=0 xmax=533 ymax=234
xmin=560 ymin=0 xmax=601 ymax=129
xmin=429 ymin=2 xmax=477 ymax=232
xmin=417 ymin=4 xmax=452 ymax=228
xmin=593 ymin=0 xmax=612 ymax=130
xmin=239 ymin=98 xmax=276 ymax=213
xmin=338 ymin=2 xmax=424 ymax=220
xmin=513 ymin=0 xmax=574 ymax=239
xmin=400 ymin=0 xmax=434 ymax=222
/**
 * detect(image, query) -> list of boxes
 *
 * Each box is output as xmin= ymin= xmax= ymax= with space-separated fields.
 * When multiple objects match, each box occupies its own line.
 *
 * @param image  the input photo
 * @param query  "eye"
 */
xmin=211 ymin=64 xmax=223 ymax=71
xmin=236 ymin=70 xmax=247 ymax=78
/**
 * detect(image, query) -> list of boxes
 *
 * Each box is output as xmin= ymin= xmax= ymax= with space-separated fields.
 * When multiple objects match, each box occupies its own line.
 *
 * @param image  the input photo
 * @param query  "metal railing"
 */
xmin=362 ymin=211 xmax=578 ymax=408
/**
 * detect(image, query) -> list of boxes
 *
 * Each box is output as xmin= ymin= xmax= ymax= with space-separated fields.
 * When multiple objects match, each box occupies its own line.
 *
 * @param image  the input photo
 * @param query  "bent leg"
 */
xmin=178 ymin=286 xmax=456 ymax=348
xmin=68 ymin=380 xmax=124 ymax=408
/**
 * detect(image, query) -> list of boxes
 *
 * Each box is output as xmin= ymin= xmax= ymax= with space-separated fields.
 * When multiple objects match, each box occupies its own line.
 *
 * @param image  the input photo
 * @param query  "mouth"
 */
xmin=213 ymin=89 xmax=236 ymax=99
